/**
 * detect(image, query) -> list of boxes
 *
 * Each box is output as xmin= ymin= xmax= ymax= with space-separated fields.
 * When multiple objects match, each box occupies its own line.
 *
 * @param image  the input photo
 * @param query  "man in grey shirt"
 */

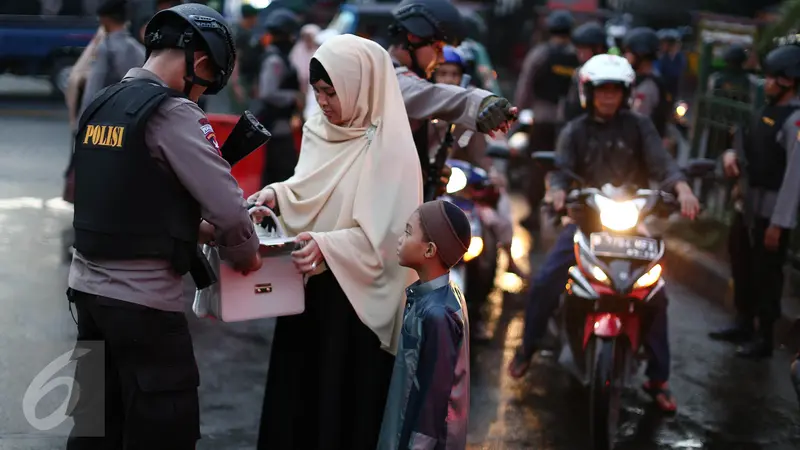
xmin=78 ymin=0 xmax=146 ymax=119
xmin=66 ymin=5 xmax=260 ymax=448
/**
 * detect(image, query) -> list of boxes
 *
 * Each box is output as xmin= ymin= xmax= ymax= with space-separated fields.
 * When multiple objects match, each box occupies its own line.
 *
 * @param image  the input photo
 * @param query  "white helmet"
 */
xmin=578 ymin=54 xmax=636 ymax=109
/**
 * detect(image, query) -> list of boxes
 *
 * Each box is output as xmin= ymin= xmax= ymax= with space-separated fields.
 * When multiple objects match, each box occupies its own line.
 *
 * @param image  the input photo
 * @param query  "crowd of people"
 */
xmin=58 ymin=0 xmax=800 ymax=448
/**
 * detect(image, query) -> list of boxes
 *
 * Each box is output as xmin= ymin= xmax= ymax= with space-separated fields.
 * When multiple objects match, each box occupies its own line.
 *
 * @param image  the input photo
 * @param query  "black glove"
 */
xmin=476 ymin=97 xmax=515 ymax=133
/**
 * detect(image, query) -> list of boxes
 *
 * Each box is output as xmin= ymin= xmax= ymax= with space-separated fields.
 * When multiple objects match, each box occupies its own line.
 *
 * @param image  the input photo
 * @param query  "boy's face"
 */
xmin=397 ymin=210 xmax=436 ymax=268
xmin=434 ymin=63 xmax=463 ymax=86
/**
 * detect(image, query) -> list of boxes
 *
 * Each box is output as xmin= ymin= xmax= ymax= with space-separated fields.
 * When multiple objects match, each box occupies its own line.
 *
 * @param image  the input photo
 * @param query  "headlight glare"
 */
xmin=446 ymin=167 xmax=468 ymax=194
xmin=463 ymin=236 xmax=483 ymax=262
xmin=634 ymin=264 xmax=662 ymax=288
xmin=594 ymin=194 xmax=641 ymax=231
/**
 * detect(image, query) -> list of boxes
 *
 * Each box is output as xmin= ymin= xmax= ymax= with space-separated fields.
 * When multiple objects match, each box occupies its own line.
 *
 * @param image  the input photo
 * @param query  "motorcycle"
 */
xmin=442 ymin=159 xmax=498 ymax=306
xmin=531 ymin=151 xmax=715 ymax=449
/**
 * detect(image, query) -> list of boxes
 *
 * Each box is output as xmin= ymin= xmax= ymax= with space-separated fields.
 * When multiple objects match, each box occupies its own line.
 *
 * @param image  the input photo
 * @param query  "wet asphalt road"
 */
xmin=0 ymin=77 xmax=798 ymax=449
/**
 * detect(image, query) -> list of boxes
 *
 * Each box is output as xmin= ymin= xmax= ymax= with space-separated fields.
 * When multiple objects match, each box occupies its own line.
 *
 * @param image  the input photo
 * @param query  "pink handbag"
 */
xmin=193 ymin=208 xmax=305 ymax=322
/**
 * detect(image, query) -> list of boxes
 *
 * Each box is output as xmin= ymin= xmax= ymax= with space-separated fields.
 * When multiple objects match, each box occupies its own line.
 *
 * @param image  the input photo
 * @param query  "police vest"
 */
xmin=634 ymin=73 xmax=671 ymax=138
xmin=743 ymin=105 xmax=798 ymax=191
xmin=256 ymin=48 xmax=300 ymax=129
xmin=712 ymin=71 xmax=752 ymax=103
xmin=532 ymin=44 xmax=579 ymax=104
xmin=238 ymin=32 xmax=264 ymax=83
xmin=72 ymin=79 xmax=201 ymax=274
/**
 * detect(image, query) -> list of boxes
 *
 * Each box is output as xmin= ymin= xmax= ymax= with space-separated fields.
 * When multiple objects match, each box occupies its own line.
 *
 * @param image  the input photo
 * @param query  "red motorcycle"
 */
xmin=532 ymin=152 xmax=714 ymax=449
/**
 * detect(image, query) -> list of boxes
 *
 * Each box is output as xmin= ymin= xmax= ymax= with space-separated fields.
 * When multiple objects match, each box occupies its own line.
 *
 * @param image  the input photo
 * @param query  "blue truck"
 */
xmin=0 ymin=9 xmax=97 ymax=96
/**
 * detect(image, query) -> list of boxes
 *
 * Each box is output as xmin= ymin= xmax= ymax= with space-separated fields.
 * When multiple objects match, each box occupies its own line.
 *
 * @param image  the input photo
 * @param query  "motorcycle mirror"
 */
xmin=682 ymin=158 xmax=717 ymax=179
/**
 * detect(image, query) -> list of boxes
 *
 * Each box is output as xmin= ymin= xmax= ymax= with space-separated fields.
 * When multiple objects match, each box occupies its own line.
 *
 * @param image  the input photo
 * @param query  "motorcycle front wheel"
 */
xmin=589 ymin=337 xmax=627 ymax=450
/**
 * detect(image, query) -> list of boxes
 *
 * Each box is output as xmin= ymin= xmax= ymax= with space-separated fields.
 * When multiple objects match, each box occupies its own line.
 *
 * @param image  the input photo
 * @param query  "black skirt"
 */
xmin=257 ymin=270 xmax=395 ymax=450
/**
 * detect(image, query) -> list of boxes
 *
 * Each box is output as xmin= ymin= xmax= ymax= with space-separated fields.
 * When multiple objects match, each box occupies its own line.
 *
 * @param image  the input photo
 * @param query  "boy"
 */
xmin=378 ymin=200 xmax=471 ymax=450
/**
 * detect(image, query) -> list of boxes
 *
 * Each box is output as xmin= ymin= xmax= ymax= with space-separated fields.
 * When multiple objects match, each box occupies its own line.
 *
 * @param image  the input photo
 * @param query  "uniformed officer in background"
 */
xmin=564 ymin=21 xmax=607 ymax=122
xmin=229 ymin=3 xmax=260 ymax=112
xmin=78 ymin=0 xmax=146 ymax=119
xmin=657 ymin=28 xmax=687 ymax=102
xmin=66 ymin=4 xmax=261 ymax=448
xmin=708 ymin=44 xmax=758 ymax=104
xmin=709 ymin=40 xmax=800 ymax=359
xmin=513 ymin=9 xmax=579 ymax=231
xmin=254 ymin=8 xmax=302 ymax=185
xmin=387 ymin=0 xmax=517 ymax=196
xmin=624 ymin=27 xmax=672 ymax=140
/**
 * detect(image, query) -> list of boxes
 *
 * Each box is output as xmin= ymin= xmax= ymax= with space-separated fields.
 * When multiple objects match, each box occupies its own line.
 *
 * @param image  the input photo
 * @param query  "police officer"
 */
xmin=565 ymin=21 xmax=607 ymax=121
xmin=709 ymin=42 xmax=800 ymax=359
xmin=66 ymin=4 xmax=261 ymax=448
xmin=514 ymin=10 xmax=579 ymax=230
xmin=387 ymin=0 xmax=517 ymax=194
xmin=624 ymin=27 xmax=672 ymax=139
xmin=229 ymin=3 xmax=260 ymax=112
xmin=657 ymin=28 xmax=686 ymax=102
xmin=79 ymin=0 xmax=146 ymax=119
xmin=708 ymin=44 xmax=757 ymax=103
xmin=255 ymin=8 xmax=302 ymax=186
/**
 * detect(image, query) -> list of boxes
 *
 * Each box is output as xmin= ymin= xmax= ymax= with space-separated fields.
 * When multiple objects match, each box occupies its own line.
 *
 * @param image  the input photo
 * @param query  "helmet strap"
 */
xmin=179 ymin=30 xmax=215 ymax=97
xmin=403 ymin=37 xmax=432 ymax=78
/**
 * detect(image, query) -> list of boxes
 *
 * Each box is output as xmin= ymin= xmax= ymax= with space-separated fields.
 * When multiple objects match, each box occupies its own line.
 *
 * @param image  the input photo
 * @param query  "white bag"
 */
xmin=192 ymin=207 xmax=305 ymax=322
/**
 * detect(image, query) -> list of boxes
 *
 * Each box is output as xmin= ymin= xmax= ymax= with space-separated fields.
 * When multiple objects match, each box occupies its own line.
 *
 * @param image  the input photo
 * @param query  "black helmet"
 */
xmin=461 ymin=11 xmax=487 ymax=43
xmin=623 ymin=27 xmax=659 ymax=58
xmin=262 ymin=8 xmax=301 ymax=36
xmin=572 ymin=22 xmax=606 ymax=48
xmin=657 ymin=28 xmax=680 ymax=42
xmin=723 ymin=44 xmax=748 ymax=67
xmin=763 ymin=44 xmax=800 ymax=79
xmin=546 ymin=10 xmax=574 ymax=35
xmin=390 ymin=0 xmax=464 ymax=45
xmin=144 ymin=3 xmax=235 ymax=95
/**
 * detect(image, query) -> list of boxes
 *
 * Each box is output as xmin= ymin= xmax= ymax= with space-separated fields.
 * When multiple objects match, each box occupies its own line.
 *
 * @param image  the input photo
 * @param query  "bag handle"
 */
xmin=249 ymin=205 xmax=288 ymax=238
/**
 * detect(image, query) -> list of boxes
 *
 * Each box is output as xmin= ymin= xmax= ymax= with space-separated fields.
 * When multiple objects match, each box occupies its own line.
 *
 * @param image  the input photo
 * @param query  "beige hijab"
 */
xmin=270 ymin=34 xmax=422 ymax=354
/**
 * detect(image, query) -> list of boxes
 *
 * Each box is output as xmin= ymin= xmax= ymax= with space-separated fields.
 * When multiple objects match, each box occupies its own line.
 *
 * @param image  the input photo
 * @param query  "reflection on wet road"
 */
xmin=0 ymin=95 xmax=798 ymax=449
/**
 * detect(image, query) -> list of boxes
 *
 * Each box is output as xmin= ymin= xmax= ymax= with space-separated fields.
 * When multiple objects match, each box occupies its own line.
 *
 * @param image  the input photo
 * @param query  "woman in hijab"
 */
xmin=289 ymin=23 xmax=321 ymax=91
xmin=248 ymin=34 xmax=422 ymax=450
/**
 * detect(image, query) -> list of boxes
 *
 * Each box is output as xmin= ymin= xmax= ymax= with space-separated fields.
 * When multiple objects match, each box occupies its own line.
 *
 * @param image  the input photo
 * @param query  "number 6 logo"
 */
xmin=22 ymin=348 xmax=91 ymax=431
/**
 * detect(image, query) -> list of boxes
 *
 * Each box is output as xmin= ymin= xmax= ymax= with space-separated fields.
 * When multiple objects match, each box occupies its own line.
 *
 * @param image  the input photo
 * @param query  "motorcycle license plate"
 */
xmin=589 ymin=232 xmax=659 ymax=260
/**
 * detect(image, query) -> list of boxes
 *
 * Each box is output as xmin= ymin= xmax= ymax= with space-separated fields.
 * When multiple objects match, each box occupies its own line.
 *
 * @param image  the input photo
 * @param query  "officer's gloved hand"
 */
xmin=477 ymin=97 xmax=518 ymax=136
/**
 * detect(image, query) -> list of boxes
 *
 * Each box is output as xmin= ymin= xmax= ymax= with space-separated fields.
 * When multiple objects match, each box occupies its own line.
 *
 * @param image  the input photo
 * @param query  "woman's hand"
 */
xmin=292 ymin=232 xmax=324 ymax=274
xmin=247 ymin=187 xmax=277 ymax=210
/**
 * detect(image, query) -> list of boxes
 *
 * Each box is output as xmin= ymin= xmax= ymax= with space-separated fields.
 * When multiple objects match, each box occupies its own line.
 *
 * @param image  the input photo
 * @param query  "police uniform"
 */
xmin=66 ymin=67 xmax=258 ymax=448
xmin=79 ymin=28 xmax=146 ymax=119
xmin=631 ymin=72 xmax=671 ymax=138
xmin=723 ymin=99 xmax=800 ymax=352
xmin=256 ymin=45 xmax=301 ymax=185
xmin=395 ymin=63 xmax=492 ymax=178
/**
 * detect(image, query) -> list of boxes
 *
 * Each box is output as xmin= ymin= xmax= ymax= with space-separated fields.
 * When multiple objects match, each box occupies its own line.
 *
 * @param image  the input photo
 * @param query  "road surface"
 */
xmin=0 ymin=78 xmax=797 ymax=449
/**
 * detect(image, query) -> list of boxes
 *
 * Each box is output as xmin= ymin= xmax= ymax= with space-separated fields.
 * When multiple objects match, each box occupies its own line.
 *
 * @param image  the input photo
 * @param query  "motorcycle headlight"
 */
xmin=446 ymin=167 xmax=468 ymax=194
xmin=675 ymin=102 xmax=688 ymax=118
xmin=634 ymin=264 xmax=662 ymax=288
xmin=579 ymin=252 xmax=611 ymax=285
xmin=593 ymin=194 xmax=641 ymax=231
xmin=508 ymin=132 xmax=529 ymax=151
xmin=463 ymin=236 xmax=483 ymax=262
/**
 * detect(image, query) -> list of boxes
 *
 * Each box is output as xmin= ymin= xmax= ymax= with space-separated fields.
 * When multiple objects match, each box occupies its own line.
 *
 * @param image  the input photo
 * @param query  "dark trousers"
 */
xmin=525 ymin=123 xmax=560 ymax=222
xmin=66 ymin=290 xmax=200 ymax=450
xmin=521 ymin=225 xmax=671 ymax=382
xmin=261 ymin=134 xmax=298 ymax=187
xmin=729 ymin=215 xmax=790 ymax=337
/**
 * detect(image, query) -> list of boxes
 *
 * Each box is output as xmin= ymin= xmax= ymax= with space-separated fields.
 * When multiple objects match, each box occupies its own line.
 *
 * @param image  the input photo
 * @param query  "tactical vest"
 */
xmin=711 ymin=71 xmax=752 ymax=103
xmin=72 ymin=79 xmax=201 ymax=274
xmin=743 ymin=104 xmax=798 ymax=191
xmin=532 ymin=43 xmax=579 ymax=104
xmin=634 ymin=73 xmax=671 ymax=138
xmin=238 ymin=32 xmax=264 ymax=84
xmin=256 ymin=48 xmax=300 ymax=129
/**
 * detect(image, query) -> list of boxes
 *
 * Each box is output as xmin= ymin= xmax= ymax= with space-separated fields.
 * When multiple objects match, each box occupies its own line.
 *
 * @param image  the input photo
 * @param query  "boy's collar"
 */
xmin=406 ymin=273 xmax=450 ymax=297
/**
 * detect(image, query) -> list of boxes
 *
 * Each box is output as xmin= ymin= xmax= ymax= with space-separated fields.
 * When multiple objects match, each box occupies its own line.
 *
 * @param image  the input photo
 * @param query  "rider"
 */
xmin=506 ymin=54 xmax=700 ymax=413
xmin=624 ymin=27 xmax=672 ymax=140
xmin=514 ymin=10 xmax=579 ymax=231
xmin=431 ymin=46 xmax=523 ymax=274
xmin=565 ymin=21 xmax=608 ymax=121
xmin=387 ymin=0 xmax=517 ymax=193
